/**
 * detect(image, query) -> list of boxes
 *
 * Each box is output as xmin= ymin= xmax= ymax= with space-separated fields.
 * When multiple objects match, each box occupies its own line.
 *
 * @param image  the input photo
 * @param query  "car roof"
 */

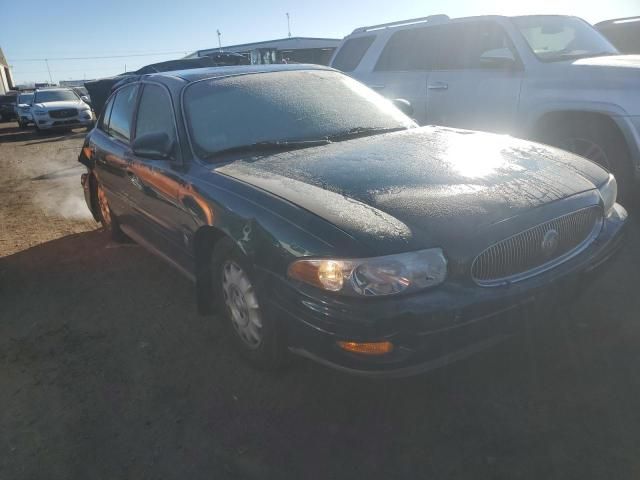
xmin=149 ymin=63 xmax=334 ymax=83
xmin=34 ymin=87 xmax=73 ymax=92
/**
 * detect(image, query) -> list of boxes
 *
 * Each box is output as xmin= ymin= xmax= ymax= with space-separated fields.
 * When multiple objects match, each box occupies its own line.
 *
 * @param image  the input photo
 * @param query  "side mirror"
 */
xmin=80 ymin=95 xmax=91 ymax=104
xmin=392 ymin=98 xmax=414 ymax=117
xmin=479 ymin=48 xmax=517 ymax=68
xmin=132 ymin=132 xmax=175 ymax=160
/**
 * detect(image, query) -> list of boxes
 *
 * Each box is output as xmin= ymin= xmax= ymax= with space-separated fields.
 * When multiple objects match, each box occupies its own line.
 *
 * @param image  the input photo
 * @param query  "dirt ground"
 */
xmin=2 ymin=121 xmax=640 ymax=479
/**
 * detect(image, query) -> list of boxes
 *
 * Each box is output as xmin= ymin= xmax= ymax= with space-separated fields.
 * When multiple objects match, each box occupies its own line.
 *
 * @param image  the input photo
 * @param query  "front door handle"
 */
xmin=368 ymin=84 xmax=385 ymax=91
xmin=427 ymin=82 xmax=449 ymax=90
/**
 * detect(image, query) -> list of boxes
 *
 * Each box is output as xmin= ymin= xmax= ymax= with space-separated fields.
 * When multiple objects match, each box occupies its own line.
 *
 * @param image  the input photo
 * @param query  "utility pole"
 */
xmin=217 ymin=29 xmax=223 ymax=52
xmin=286 ymin=13 xmax=291 ymax=37
xmin=44 ymin=59 xmax=53 ymax=85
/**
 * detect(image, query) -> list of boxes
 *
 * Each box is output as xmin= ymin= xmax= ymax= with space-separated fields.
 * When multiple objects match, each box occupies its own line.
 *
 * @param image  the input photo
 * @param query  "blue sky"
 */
xmin=3 ymin=0 xmax=638 ymax=84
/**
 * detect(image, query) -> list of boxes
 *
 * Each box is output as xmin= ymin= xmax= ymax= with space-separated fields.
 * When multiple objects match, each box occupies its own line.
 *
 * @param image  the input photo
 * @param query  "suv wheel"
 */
xmin=541 ymin=117 xmax=634 ymax=203
xmin=211 ymin=239 xmax=288 ymax=370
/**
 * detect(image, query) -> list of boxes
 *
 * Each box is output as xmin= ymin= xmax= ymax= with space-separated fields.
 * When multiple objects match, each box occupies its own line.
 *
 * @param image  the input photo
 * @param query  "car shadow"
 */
xmin=0 ymin=123 xmax=86 ymax=144
xmin=1 ymin=229 xmax=640 ymax=479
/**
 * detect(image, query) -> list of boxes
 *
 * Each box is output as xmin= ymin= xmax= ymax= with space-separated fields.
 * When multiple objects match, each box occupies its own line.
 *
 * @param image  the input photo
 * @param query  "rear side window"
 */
xmin=332 ymin=36 xmax=376 ymax=72
xmin=135 ymin=84 xmax=176 ymax=144
xmin=108 ymin=84 xmax=139 ymax=142
xmin=375 ymin=27 xmax=439 ymax=71
xmin=99 ymin=94 xmax=116 ymax=131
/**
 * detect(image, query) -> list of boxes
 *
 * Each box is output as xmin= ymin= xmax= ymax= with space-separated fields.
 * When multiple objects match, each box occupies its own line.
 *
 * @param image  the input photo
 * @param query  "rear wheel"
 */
xmin=96 ymin=181 xmax=128 ymax=242
xmin=211 ymin=239 xmax=288 ymax=370
xmin=540 ymin=116 xmax=634 ymax=204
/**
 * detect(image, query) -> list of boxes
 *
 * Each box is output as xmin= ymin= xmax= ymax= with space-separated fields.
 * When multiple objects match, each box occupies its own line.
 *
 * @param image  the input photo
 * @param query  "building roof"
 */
xmin=187 ymin=37 xmax=341 ymax=58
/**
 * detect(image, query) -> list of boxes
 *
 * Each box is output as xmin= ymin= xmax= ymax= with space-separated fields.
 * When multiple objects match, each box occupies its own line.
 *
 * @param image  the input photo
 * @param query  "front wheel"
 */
xmin=211 ymin=239 xmax=288 ymax=370
xmin=540 ymin=117 xmax=634 ymax=204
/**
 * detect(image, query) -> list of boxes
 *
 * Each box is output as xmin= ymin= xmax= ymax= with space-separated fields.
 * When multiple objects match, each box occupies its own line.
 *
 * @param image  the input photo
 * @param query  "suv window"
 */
xmin=435 ymin=22 xmax=515 ymax=70
xmin=108 ymin=84 xmax=138 ymax=142
xmin=375 ymin=27 xmax=439 ymax=71
xmin=332 ymin=36 xmax=376 ymax=72
xmin=99 ymin=94 xmax=116 ymax=131
xmin=135 ymin=84 xmax=176 ymax=144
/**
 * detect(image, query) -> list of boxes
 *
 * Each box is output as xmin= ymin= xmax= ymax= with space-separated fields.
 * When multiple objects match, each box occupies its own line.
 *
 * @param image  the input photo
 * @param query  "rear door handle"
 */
xmin=427 ymin=82 xmax=448 ymax=90
xmin=127 ymin=170 xmax=143 ymax=190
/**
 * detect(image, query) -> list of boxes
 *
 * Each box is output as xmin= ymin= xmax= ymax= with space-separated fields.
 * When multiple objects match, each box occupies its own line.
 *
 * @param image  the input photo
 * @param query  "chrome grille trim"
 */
xmin=472 ymin=206 xmax=603 ymax=287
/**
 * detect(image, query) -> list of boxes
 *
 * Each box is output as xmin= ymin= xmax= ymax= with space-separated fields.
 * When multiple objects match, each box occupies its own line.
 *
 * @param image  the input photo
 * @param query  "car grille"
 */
xmin=471 ymin=206 xmax=603 ymax=286
xmin=49 ymin=108 xmax=77 ymax=119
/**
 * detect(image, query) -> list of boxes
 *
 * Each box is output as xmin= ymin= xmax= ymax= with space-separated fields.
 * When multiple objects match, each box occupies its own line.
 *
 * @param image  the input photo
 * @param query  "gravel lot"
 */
xmin=2 ymin=122 xmax=640 ymax=479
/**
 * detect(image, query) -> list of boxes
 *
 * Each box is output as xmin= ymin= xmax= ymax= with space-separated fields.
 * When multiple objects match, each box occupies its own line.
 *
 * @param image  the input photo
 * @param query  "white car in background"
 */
xmin=31 ymin=88 xmax=94 ymax=132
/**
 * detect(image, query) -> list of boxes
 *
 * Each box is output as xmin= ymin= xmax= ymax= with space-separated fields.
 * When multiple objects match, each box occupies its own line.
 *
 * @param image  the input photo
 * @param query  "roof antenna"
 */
xmin=286 ymin=13 xmax=292 ymax=37
xmin=217 ymin=29 xmax=223 ymax=52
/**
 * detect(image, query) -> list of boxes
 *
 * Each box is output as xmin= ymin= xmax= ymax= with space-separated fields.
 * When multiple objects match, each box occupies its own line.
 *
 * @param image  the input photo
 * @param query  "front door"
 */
xmin=127 ymin=83 xmax=191 ymax=269
xmin=425 ymin=21 xmax=523 ymax=134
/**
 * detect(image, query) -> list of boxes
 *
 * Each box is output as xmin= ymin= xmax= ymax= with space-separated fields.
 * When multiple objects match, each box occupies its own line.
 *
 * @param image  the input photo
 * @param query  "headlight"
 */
xmin=288 ymin=249 xmax=447 ymax=297
xmin=599 ymin=174 xmax=617 ymax=217
xmin=34 ymin=109 xmax=47 ymax=116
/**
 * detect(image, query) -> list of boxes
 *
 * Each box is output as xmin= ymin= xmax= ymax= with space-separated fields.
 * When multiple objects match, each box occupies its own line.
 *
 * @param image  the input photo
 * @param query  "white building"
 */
xmin=0 ymin=47 xmax=15 ymax=94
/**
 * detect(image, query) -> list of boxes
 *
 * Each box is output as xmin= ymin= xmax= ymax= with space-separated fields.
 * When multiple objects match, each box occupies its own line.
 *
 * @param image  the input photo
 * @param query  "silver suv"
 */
xmin=31 ymin=88 xmax=94 ymax=132
xmin=331 ymin=14 xmax=640 ymax=198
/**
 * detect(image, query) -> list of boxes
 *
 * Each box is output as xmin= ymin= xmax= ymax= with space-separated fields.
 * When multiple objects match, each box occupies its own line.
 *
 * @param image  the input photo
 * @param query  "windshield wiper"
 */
xmin=202 ymin=139 xmax=331 ymax=161
xmin=326 ymin=126 xmax=408 ymax=142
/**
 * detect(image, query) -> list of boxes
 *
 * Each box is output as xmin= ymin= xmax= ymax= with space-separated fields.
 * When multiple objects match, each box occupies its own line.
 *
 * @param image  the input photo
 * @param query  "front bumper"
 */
xmin=263 ymin=204 xmax=628 ymax=377
xmin=36 ymin=115 xmax=94 ymax=129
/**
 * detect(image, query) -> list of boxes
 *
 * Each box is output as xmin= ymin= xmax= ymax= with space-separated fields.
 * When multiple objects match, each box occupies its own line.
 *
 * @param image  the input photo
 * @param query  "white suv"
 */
xmin=31 ymin=88 xmax=94 ymax=132
xmin=331 ymin=14 xmax=640 ymax=198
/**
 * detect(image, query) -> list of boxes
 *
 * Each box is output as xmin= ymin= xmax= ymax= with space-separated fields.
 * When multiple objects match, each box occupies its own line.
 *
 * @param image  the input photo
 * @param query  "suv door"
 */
xmin=127 ymin=83 xmax=191 ymax=270
xmin=425 ymin=21 xmax=523 ymax=133
xmin=90 ymin=84 xmax=140 ymax=226
xmin=365 ymin=27 xmax=438 ymax=124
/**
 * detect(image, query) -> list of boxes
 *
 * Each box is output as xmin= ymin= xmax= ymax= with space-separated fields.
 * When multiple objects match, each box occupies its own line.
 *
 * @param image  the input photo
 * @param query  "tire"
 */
xmin=18 ymin=120 xmax=26 ymax=129
xmin=211 ymin=239 xmax=288 ymax=370
xmin=95 ymin=180 xmax=128 ymax=242
xmin=540 ymin=116 xmax=634 ymax=204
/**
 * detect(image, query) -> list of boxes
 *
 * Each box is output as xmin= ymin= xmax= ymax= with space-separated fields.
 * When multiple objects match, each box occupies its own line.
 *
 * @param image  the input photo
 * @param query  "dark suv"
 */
xmin=0 ymin=94 xmax=17 ymax=122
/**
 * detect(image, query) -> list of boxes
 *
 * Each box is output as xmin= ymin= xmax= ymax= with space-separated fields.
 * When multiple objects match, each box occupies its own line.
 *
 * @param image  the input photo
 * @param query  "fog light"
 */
xmin=337 ymin=340 xmax=394 ymax=355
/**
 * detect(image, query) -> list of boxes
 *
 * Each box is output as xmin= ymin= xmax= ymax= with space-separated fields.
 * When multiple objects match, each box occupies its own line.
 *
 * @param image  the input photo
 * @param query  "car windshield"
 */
xmin=513 ymin=15 xmax=619 ymax=61
xmin=18 ymin=93 xmax=33 ymax=104
xmin=34 ymin=90 xmax=79 ymax=103
xmin=183 ymin=70 xmax=414 ymax=159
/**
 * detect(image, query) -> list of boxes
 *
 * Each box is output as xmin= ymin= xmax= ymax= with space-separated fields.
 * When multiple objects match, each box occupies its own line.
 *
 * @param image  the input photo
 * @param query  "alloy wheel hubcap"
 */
xmin=558 ymin=137 xmax=611 ymax=170
xmin=222 ymin=261 xmax=263 ymax=349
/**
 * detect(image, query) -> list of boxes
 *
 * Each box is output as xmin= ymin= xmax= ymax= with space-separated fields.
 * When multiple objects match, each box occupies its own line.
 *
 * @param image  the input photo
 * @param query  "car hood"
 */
xmin=572 ymin=54 xmax=640 ymax=68
xmin=215 ymin=127 xmax=609 ymax=255
xmin=34 ymin=100 xmax=85 ymax=109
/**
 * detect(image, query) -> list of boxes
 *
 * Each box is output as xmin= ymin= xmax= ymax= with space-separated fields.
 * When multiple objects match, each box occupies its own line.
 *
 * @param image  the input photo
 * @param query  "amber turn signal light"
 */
xmin=337 ymin=340 xmax=394 ymax=355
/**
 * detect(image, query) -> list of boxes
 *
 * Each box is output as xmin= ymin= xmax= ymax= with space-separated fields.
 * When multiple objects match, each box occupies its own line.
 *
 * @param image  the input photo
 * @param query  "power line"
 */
xmin=10 ymin=50 xmax=190 ymax=62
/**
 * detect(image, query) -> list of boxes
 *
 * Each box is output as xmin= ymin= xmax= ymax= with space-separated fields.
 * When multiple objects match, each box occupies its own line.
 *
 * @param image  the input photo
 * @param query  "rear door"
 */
xmin=362 ymin=27 xmax=438 ymax=124
xmin=425 ymin=21 xmax=523 ymax=133
xmin=90 ymin=84 xmax=140 ymax=226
